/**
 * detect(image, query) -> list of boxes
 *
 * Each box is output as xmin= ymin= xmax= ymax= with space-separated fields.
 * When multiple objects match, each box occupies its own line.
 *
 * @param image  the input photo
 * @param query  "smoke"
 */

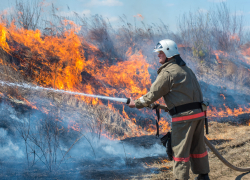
xmin=0 ymin=128 xmax=24 ymax=159
xmin=0 ymin=97 xmax=167 ymax=179
xmin=70 ymin=134 xmax=165 ymax=159
xmin=0 ymin=102 xmax=26 ymax=160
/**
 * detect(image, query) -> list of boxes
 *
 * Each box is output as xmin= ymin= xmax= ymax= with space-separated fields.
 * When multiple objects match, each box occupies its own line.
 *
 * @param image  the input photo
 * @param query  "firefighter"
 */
xmin=128 ymin=39 xmax=210 ymax=180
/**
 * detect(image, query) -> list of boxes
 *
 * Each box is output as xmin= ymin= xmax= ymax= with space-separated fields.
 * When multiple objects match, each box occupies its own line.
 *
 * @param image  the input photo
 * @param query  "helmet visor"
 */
xmin=154 ymin=43 xmax=163 ymax=50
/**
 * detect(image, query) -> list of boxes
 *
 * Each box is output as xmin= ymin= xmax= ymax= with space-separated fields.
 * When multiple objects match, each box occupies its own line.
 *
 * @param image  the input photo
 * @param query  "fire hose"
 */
xmin=204 ymin=136 xmax=250 ymax=172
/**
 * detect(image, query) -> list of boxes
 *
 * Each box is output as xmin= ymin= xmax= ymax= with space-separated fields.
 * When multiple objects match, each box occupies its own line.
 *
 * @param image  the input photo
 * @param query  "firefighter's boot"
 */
xmin=194 ymin=173 xmax=210 ymax=180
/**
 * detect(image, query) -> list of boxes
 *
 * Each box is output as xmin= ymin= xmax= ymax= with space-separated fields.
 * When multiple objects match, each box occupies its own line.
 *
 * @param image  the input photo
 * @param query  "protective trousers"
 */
xmin=172 ymin=119 xmax=210 ymax=180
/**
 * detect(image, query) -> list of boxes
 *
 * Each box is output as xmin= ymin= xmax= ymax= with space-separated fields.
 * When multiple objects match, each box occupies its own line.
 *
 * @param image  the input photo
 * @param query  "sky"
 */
xmin=1 ymin=0 xmax=250 ymax=32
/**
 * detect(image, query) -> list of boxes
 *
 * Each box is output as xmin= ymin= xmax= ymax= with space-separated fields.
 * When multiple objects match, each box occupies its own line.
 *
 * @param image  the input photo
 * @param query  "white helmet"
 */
xmin=153 ymin=39 xmax=179 ymax=58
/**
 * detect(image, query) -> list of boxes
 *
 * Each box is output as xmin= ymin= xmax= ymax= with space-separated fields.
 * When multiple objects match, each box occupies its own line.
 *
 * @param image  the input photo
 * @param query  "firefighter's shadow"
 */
xmin=235 ymin=171 xmax=250 ymax=180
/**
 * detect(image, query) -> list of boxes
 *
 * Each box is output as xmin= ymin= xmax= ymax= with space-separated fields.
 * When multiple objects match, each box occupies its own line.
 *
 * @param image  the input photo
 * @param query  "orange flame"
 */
xmin=207 ymin=104 xmax=250 ymax=118
xmin=0 ymin=22 xmax=10 ymax=52
xmin=212 ymin=50 xmax=228 ymax=64
xmin=220 ymin=94 xmax=226 ymax=100
xmin=0 ymin=21 xmax=152 ymax=104
xmin=21 ymin=97 xmax=38 ymax=110
xmin=68 ymin=120 xmax=81 ymax=132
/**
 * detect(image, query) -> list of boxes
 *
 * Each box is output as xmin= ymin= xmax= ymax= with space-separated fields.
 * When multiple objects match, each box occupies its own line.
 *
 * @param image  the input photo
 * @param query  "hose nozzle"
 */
xmin=126 ymin=98 xmax=130 ymax=104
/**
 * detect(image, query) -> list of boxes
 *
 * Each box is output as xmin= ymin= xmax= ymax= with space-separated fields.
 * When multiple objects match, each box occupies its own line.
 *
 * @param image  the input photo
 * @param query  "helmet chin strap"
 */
xmin=164 ymin=58 xmax=168 ymax=63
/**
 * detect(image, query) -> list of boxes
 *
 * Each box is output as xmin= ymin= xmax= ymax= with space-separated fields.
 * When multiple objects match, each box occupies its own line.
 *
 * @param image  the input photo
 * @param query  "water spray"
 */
xmin=0 ymin=80 xmax=131 ymax=104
